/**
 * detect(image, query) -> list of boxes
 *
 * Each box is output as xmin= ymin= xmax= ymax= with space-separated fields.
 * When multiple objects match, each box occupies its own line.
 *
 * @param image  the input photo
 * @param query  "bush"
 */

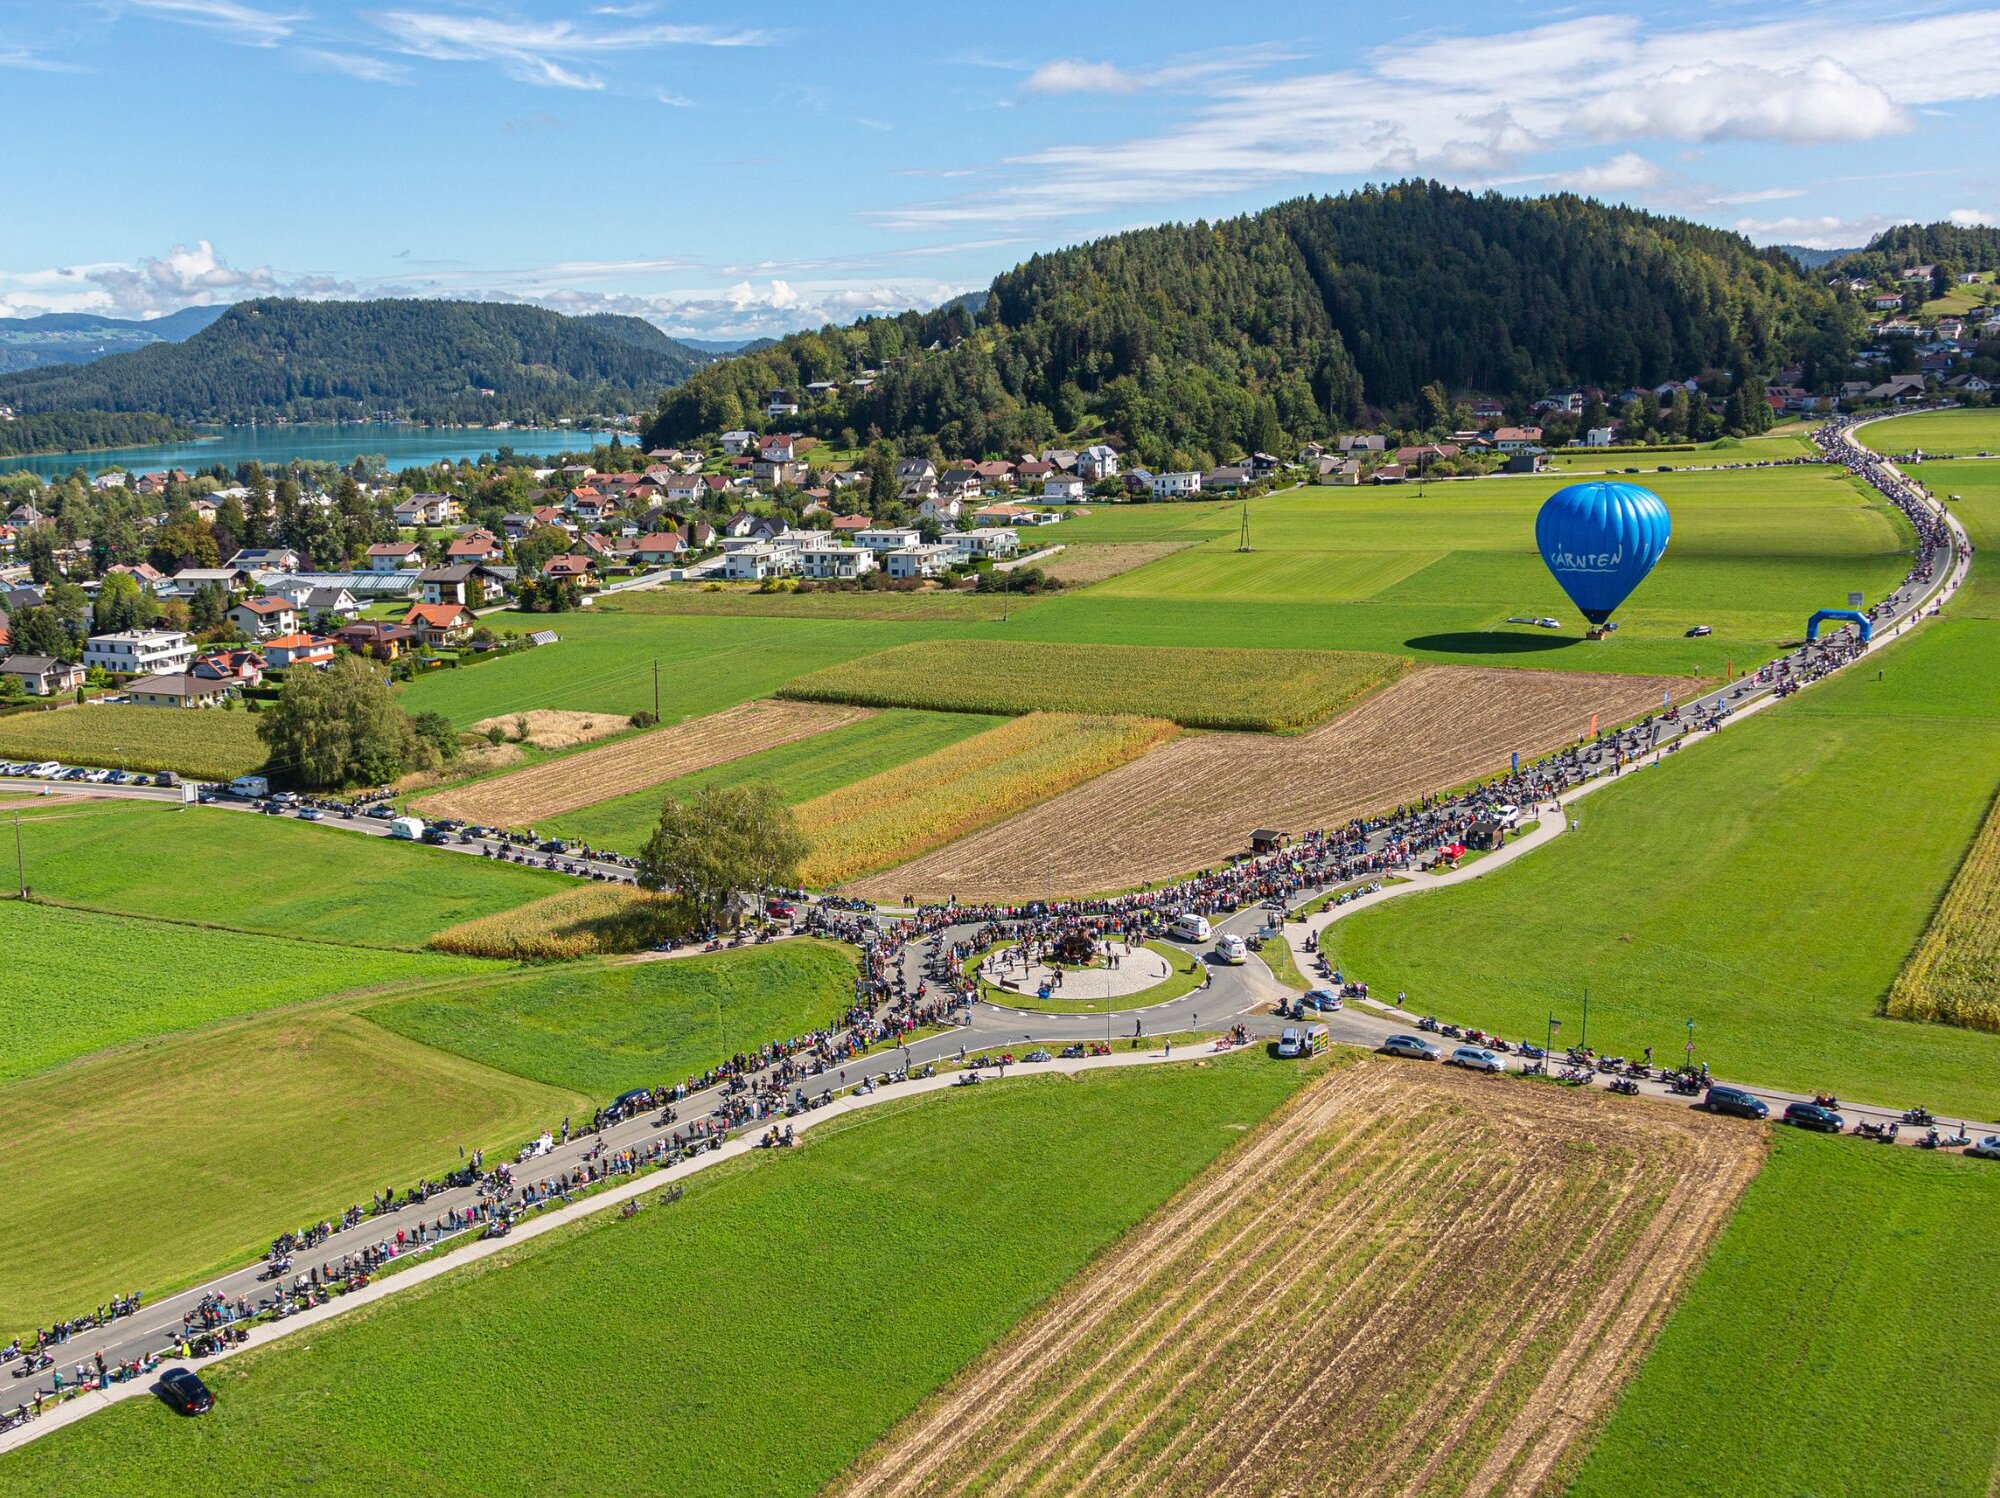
xmin=629 ymin=710 xmax=660 ymax=729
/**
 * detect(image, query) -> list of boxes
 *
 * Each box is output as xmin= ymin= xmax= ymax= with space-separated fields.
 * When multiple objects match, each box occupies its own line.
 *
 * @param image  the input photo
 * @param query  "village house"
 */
xmin=1204 ymin=465 xmax=1251 ymax=491
xmin=0 ymin=654 xmax=85 ymax=696
xmin=225 ymin=547 xmax=303 ymax=574
xmin=949 ymin=527 xmax=1020 ymax=560
xmin=720 ymin=430 xmax=757 ymax=455
xmin=541 ymin=554 xmax=597 ymax=586
xmin=936 ymin=468 xmax=982 ymax=500
xmin=224 ymin=596 xmax=300 ymax=639
xmin=335 ymin=620 xmax=416 ymax=660
xmin=1152 ymin=471 xmax=1202 ymax=499
xmin=446 ymin=530 xmax=505 ymax=563
xmin=83 ymin=628 xmax=194 ymax=677
xmin=754 ymin=457 xmax=807 ymax=489
xmin=857 ymin=527 xmax=922 ymax=552
xmin=1492 ymin=426 xmax=1545 ymax=453
xmin=260 ymin=633 xmax=336 ymax=671
xmin=720 ymin=542 xmax=799 ymax=581
xmin=393 ymin=493 xmax=460 ymax=527
xmin=366 ymin=541 xmax=424 ymax=572
xmin=828 ymin=513 xmax=873 ymax=536
xmin=1076 ymin=444 xmax=1120 ymax=480
xmin=1041 ymin=475 xmax=1089 ymax=501
xmin=126 ymin=672 xmax=228 ymax=708
xmin=797 ymin=542 xmax=877 ymax=581
xmin=884 ymin=543 xmax=958 ymax=580
xmin=630 ymin=533 xmax=686 ymax=566
xmin=918 ymin=495 xmax=964 ymax=527
xmin=419 ymin=564 xmax=495 ymax=607
xmin=192 ymin=649 xmax=265 ymax=687
xmin=401 ymin=603 xmax=477 ymax=648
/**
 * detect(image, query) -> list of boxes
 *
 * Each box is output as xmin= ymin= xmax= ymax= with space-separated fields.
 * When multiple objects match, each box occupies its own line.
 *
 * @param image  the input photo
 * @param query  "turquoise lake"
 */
xmin=2 ymin=423 xmax=621 ymax=480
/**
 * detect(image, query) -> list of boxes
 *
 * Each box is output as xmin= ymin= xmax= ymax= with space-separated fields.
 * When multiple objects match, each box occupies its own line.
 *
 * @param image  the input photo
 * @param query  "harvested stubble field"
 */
xmin=1885 ymin=786 xmax=2000 ymax=1031
xmin=851 ymin=665 xmax=1692 ymax=900
xmin=467 ymin=708 xmax=629 ymax=750
xmin=1036 ymin=541 xmax=1195 ymax=586
xmin=831 ymin=1060 xmax=1761 ymax=1498
xmin=781 ymin=639 xmax=1409 ymax=733
xmin=795 ymin=712 xmax=1178 ymax=886
xmin=413 ymin=699 xmax=871 ymax=825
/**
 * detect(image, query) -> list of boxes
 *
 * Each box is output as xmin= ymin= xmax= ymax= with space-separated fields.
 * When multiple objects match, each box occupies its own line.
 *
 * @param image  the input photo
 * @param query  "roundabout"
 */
xmin=975 ymin=937 xmax=1206 ymax=1014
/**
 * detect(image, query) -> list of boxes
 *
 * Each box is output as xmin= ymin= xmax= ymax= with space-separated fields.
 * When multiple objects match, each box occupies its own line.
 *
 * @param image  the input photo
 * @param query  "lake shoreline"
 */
xmin=2 ymin=422 xmax=624 ymax=479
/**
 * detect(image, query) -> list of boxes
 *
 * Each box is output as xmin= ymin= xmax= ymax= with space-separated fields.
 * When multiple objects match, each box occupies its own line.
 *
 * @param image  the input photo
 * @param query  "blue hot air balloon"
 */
xmin=1534 ymin=481 xmax=1671 ymax=626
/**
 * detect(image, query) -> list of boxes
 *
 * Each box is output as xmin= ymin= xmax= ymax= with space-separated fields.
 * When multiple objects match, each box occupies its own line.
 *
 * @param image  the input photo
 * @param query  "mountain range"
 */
xmin=0 ymin=305 xmax=229 ymax=374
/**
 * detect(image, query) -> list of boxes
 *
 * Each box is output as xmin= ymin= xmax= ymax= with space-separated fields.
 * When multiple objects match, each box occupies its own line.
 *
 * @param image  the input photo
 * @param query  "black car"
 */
xmin=1703 ymin=1084 xmax=1769 ymax=1120
xmin=1782 ymin=1100 xmax=1844 ymax=1132
xmin=158 ymin=1366 xmax=214 ymax=1415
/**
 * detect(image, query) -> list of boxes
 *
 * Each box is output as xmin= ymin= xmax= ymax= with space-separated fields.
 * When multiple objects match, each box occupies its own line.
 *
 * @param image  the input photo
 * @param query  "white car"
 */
xmin=1491 ymin=804 xmax=1520 ymax=828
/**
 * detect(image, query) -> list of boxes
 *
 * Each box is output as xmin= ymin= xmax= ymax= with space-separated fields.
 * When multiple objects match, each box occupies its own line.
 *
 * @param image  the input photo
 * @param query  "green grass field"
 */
xmin=1327 ymin=613 xmax=2000 ymax=1119
xmin=606 ymin=585 xmax=1040 ymax=623
xmin=541 ymin=708 xmax=1000 ymax=853
xmin=0 ymin=899 xmax=492 ymax=1084
xmin=1540 ymin=432 xmax=1819 ymax=473
xmin=1860 ymin=407 xmax=2000 ymax=457
xmin=0 ymin=1055 xmax=1318 ymax=1496
xmin=0 ymin=1004 xmax=585 ymax=1327
xmin=1005 ymin=468 xmax=1911 ymax=678
xmin=0 ymin=705 xmax=266 ymax=778
xmin=12 ymin=799 xmax=563 ymax=947
xmin=781 ymin=639 xmax=1408 ymax=732
xmin=1571 ymin=1133 xmax=2000 ymax=1498
xmin=369 ymin=941 xmax=861 ymax=1096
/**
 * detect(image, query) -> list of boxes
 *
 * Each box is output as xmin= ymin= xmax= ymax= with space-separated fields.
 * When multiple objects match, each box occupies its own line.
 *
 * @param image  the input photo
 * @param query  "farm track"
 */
xmin=411 ymin=699 xmax=871 ymax=824
xmin=830 ymin=1061 xmax=1761 ymax=1498
xmin=850 ymin=665 xmax=1693 ymax=900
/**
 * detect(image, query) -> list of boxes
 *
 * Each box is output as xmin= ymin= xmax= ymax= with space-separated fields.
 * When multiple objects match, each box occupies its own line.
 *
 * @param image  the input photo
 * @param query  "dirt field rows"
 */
xmin=1037 ymin=541 xmax=1195 ymax=586
xmin=830 ymin=1060 xmax=1761 ymax=1498
xmin=850 ymin=665 xmax=1691 ymax=899
xmin=413 ymin=700 xmax=871 ymax=825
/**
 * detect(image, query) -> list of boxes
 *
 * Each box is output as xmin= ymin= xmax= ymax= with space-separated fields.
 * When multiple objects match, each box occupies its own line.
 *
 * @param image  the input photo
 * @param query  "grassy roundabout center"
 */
xmin=975 ymin=939 xmax=1209 ymax=1014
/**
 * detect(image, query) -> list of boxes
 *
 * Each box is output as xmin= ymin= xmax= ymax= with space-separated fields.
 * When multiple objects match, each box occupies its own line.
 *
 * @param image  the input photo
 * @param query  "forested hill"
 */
xmin=0 ymin=299 xmax=709 ymax=424
xmin=1828 ymin=223 xmax=2000 ymax=276
xmin=646 ymin=182 xmax=1851 ymax=468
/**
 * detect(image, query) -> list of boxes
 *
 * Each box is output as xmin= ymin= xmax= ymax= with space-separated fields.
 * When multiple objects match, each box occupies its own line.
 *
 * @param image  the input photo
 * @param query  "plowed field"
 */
xmin=413 ymin=700 xmax=870 ymax=825
xmin=831 ymin=1060 xmax=1760 ymax=1498
xmin=850 ymin=665 xmax=1691 ymax=899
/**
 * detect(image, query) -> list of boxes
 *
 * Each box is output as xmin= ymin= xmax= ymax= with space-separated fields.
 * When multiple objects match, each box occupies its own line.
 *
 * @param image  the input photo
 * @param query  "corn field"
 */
xmin=1886 ymin=790 xmax=2000 ymax=1031
xmin=780 ymin=640 xmax=1408 ymax=733
xmin=795 ymin=712 xmax=1178 ymax=886
xmin=430 ymin=885 xmax=685 ymax=961
xmin=0 ymin=705 xmax=266 ymax=780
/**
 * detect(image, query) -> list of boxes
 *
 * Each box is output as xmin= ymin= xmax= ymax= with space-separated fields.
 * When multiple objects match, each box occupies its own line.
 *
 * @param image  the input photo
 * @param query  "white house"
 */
xmin=856 ymin=527 xmax=922 ymax=552
xmin=949 ymin=527 xmax=1020 ymax=560
xmin=1076 ymin=444 xmax=1120 ymax=480
xmin=720 ymin=430 xmax=757 ymax=456
xmin=917 ymin=496 xmax=964 ymax=527
xmin=366 ymin=542 xmax=423 ymax=572
xmin=884 ymin=544 xmax=958 ymax=579
xmin=226 ymin=596 xmax=301 ymax=638
xmin=720 ymin=543 xmax=800 ymax=581
xmin=1585 ymin=426 xmax=1616 ymax=447
xmin=83 ymin=628 xmax=194 ymax=676
xmin=1151 ymin=471 xmax=1202 ymax=499
xmin=1042 ymin=476 xmax=1088 ymax=501
xmin=797 ymin=544 xmax=877 ymax=581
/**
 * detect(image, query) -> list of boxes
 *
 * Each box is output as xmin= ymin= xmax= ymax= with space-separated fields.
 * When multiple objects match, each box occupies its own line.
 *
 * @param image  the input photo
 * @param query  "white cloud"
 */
xmin=298 ymin=48 xmax=409 ymax=83
xmin=1557 ymin=152 xmax=1663 ymax=195
xmin=0 ymin=240 xmax=353 ymax=318
xmin=1022 ymin=48 xmax=1295 ymax=97
xmin=879 ymin=11 xmax=2000 ymax=231
xmin=1573 ymin=59 xmax=1905 ymax=144
xmin=366 ymin=9 xmax=769 ymax=90
xmin=124 ymin=0 xmax=302 ymax=47
xmin=1733 ymin=213 xmax=1895 ymax=249
xmin=1949 ymin=207 xmax=2000 ymax=227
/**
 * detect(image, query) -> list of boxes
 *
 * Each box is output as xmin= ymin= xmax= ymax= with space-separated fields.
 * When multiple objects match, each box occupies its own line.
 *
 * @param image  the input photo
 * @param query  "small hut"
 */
xmin=1250 ymin=828 xmax=1292 ymax=855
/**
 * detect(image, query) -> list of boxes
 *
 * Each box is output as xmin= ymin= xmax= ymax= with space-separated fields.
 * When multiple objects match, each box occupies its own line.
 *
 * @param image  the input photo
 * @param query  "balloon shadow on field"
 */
xmin=1404 ymin=631 xmax=1583 ymax=656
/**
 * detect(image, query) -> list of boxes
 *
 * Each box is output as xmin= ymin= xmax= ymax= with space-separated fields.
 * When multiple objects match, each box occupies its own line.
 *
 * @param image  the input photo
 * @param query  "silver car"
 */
xmin=1448 ymin=1045 xmax=1505 ymax=1073
xmin=1381 ymin=1034 xmax=1441 ymax=1061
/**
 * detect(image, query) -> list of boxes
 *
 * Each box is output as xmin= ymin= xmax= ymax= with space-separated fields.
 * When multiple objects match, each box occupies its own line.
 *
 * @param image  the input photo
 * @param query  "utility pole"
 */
xmin=14 ymin=812 xmax=25 ymax=899
xmin=1237 ymin=500 xmax=1252 ymax=553
xmin=652 ymin=658 xmax=660 ymax=719
xmin=1581 ymin=986 xmax=1590 ymax=1052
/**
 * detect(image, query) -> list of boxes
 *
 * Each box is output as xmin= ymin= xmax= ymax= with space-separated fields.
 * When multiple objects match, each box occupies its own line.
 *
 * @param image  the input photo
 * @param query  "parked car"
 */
xmin=155 ymin=771 xmax=178 ymax=787
xmin=1685 ymin=624 xmax=1713 ymax=637
xmin=157 ymin=1367 xmax=214 ymax=1416
xmin=1447 ymin=1045 xmax=1505 ymax=1074
xmin=1381 ymin=1034 xmax=1441 ymax=1061
xmin=1703 ymin=1084 xmax=1769 ymax=1120
xmin=421 ymin=826 xmax=452 ymax=845
xmin=296 ymin=806 xmax=324 ymax=821
xmin=1300 ymin=988 xmax=1343 ymax=1012
xmin=1782 ymin=1101 xmax=1844 ymax=1133
xmin=1967 ymin=1136 xmax=2000 ymax=1161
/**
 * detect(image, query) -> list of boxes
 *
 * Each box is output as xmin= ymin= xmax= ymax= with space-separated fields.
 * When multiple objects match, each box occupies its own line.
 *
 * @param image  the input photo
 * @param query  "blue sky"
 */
xmin=3 ymin=0 xmax=1998 ymax=338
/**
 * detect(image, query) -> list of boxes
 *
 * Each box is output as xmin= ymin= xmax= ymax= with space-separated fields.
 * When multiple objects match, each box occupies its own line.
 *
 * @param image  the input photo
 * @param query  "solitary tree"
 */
xmin=257 ymin=654 xmax=417 ymax=788
xmin=636 ymin=783 xmax=807 ymax=921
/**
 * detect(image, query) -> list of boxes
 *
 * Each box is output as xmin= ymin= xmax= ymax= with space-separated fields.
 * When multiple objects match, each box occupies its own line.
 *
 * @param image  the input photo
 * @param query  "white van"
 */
xmin=1215 ymin=934 xmax=1248 ymax=965
xmin=27 ymin=761 xmax=61 ymax=779
xmin=1169 ymin=913 xmax=1212 ymax=943
xmin=228 ymin=774 xmax=271 ymax=799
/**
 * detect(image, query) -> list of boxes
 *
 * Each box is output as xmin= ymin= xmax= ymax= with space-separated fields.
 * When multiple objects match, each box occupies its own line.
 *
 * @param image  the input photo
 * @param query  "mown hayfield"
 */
xmin=795 ymin=712 xmax=1178 ymax=885
xmin=606 ymin=585 xmax=1037 ymax=623
xmin=0 ymin=704 xmax=265 ymax=778
xmin=1860 ymin=406 xmax=2000 ymax=457
xmin=1010 ymin=466 xmax=1911 ymax=679
xmin=13 ymin=799 xmax=563 ymax=948
xmin=835 ymin=1061 xmax=1758 ymax=1498
xmin=428 ymin=884 xmax=681 ymax=960
xmin=781 ymin=640 xmax=1408 ymax=733
xmin=413 ymin=699 xmax=871 ymax=825
xmin=1572 ymin=1134 xmax=2000 ymax=1498
xmin=543 ymin=708 xmax=1001 ymax=854
xmin=372 ymin=940 xmax=859 ymax=1096
xmin=1035 ymin=540 xmax=1195 ymax=585
xmin=0 ymin=1056 xmax=1312 ymax=1497
xmin=0 ymin=899 xmax=491 ymax=1085
xmin=1886 ymin=786 xmax=2000 ymax=1030
xmin=1327 ymin=614 xmax=2000 ymax=1121
xmin=397 ymin=610 xmax=966 ymax=726
xmin=0 ymin=1004 xmax=584 ymax=1330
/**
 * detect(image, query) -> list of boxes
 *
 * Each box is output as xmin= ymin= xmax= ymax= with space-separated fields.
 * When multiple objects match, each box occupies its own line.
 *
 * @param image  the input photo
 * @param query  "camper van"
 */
xmin=1169 ymin=913 xmax=1212 ymax=943
xmin=1215 ymin=933 xmax=1248 ymax=965
xmin=228 ymin=775 xmax=270 ymax=799
xmin=388 ymin=816 xmax=425 ymax=841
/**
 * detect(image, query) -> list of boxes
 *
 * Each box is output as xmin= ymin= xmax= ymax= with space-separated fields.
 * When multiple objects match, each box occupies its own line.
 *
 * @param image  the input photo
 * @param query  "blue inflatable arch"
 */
xmin=1806 ymin=608 xmax=1873 ymax=644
